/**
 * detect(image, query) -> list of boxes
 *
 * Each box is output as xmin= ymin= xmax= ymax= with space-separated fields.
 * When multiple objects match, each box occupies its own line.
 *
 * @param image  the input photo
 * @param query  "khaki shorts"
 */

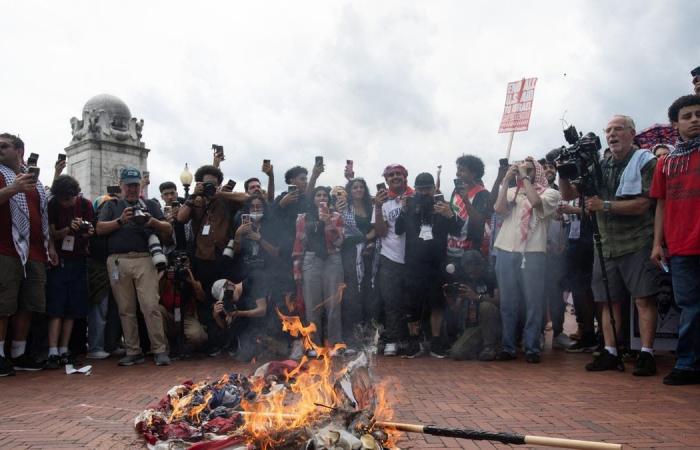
xmin=0 ymin=254 xmax=47 ymax=315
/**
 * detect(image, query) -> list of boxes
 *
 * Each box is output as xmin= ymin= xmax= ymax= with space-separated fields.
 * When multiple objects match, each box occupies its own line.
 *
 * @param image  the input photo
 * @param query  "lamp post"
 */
xmin=180 ymin=163 xmax=193 ymax=199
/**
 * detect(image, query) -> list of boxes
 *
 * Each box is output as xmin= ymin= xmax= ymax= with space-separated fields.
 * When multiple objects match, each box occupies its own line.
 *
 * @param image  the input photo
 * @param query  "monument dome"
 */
xmin=83 ymin=93 xmax=132 ymax=122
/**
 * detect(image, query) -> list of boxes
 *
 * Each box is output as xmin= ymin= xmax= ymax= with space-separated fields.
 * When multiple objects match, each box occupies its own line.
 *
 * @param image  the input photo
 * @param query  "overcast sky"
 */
xmin=1 ymin=0 xmax=698 ymax=195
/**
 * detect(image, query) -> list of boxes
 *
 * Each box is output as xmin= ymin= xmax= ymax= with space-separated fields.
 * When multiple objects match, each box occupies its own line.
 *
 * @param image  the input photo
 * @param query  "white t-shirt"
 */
xmin=493 ymin=186 xmax=560 ymax=253
xmin=371 ymin=197 xmax=406 ymax=264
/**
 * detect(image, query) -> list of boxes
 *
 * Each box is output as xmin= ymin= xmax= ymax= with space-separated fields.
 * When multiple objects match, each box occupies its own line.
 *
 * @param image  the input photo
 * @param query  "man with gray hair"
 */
xmin=559 ymin=115 xmax=661 ymax=376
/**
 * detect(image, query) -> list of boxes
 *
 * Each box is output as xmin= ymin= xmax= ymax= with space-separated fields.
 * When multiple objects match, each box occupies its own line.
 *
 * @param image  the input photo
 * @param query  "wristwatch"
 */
xmin=603 ymin=201 xmax=612 ymax=213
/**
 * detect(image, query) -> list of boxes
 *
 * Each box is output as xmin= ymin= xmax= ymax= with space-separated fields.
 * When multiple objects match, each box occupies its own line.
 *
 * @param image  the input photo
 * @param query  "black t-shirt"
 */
xmin=98 ymin=198 xmax=165 ymax=254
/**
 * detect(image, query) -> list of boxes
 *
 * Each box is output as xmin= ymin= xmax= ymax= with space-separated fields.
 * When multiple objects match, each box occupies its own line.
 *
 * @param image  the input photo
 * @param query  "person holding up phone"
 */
xmin=395 ymin=172 xmax=464 ymax=359
xmin=0 ymin=133 xmax=59 ymax=375
xmin=292 ymin=186 xmax=345 ymax=353
xmin=447 ymin=155 xmax=492 ymax=265
xmin=372 ymin=164 xmax=413 ymax=356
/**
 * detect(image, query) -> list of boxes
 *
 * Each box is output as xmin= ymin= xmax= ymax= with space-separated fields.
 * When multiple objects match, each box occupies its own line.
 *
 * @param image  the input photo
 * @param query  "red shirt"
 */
xmin=0 ymin=175 xmax=47 ymax=262
xmin=650 ymin=151 xmax=700 ymax=256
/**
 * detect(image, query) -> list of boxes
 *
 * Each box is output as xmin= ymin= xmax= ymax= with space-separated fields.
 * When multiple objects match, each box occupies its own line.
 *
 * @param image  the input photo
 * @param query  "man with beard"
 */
xmin=397 ymin=173 xmax=464 ymax=358
xmin=373 ymin=164 xmax=413 ymax=356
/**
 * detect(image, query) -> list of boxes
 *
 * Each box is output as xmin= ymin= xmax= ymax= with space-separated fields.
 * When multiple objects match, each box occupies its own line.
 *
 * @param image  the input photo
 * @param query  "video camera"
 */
xmin=546 ymin=125 xmax=602 ymax=196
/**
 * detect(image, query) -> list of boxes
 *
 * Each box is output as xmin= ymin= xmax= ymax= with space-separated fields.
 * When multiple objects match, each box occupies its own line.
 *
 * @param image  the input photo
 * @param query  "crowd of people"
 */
xmin=1 ymin=68 xmax=699 ymax=387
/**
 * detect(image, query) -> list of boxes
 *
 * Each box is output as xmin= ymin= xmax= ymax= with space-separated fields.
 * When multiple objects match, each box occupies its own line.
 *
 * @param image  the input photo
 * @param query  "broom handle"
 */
xmin=376 ymin=421 xmax=622 ymax=450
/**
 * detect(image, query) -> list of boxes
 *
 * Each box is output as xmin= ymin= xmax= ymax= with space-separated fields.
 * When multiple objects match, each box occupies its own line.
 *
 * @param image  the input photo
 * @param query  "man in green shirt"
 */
xmin=560 ymin=115 xmax=660 ymax=376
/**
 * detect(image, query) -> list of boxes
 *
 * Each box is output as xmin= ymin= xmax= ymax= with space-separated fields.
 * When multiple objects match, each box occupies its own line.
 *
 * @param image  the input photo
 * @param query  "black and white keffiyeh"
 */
xmin=663 ymin=135 xmax=700 ymax=176
xmin=0 ymin=164 xmax=49 ymax=265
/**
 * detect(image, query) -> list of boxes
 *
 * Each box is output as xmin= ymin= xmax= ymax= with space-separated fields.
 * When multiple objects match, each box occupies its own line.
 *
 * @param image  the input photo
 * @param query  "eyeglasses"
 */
xmin=603 ymin=125 xmax=629 ymax=134
xmin=0 ymin=143 xmax=14 ymax=150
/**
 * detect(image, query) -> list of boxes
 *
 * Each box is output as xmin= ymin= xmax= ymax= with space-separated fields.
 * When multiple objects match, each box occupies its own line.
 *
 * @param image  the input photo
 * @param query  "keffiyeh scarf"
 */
xmin=0 ymin=164 xmax=49 ymax=266
xmin=663 ymin=135 xmax=700 ymax=176
xmin=513 ymin=158 xmax=548 ymax=248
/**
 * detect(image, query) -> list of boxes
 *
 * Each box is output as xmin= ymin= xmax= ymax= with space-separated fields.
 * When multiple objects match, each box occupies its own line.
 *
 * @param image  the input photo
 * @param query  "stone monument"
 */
xmin=65 ymin=94 xmax=149 ymax=201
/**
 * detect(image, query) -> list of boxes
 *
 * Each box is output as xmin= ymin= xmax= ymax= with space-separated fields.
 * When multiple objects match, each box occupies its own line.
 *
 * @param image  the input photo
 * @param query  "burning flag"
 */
xmin=135 ymin=311 xmax=399 ymax=449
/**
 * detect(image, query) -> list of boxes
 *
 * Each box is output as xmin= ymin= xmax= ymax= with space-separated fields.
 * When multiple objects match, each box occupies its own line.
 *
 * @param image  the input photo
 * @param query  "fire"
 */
xmin=239 ymin=310 xmax=356 ymax=449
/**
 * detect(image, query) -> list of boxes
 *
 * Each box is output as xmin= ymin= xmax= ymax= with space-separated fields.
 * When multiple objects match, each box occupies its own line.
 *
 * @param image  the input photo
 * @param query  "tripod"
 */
xmin=576 ymin=158 xmax=624 ymax=371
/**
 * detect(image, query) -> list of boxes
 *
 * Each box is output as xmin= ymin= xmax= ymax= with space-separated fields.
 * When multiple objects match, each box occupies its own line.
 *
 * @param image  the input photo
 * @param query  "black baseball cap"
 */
xmin=691 ymin=66 xmax=700 ymax=77
xmin=414 ymin=172 xmax=435 ymax=188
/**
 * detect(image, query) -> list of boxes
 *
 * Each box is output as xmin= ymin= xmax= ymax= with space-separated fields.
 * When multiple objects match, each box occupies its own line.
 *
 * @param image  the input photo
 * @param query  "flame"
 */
xmin=239 ymin=310 xmax=348 ymax=449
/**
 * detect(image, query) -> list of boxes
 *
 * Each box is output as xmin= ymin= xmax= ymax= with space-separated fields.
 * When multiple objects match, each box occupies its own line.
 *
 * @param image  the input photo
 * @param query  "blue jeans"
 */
xmin=87 ymin=292 xmax=108 ymax=353
xmin=670 ymin=255 xmax=700 ymax=372
xmin=495 ymin=251 xmax=546 ymax=355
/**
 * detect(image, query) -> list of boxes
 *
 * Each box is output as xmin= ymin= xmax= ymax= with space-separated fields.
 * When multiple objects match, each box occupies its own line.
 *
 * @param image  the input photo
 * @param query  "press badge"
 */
xmin=61 ymin=236 xmax=75 ymax=252
xmin=202 ymin=224 xmax=211 ymax=236
xmin=419 ymin=224 xmax=433 ymax=241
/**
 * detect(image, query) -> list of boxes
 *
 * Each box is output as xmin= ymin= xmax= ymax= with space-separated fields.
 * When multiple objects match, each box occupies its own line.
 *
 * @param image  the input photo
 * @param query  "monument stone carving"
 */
xmin=65 ymin=94 xmax=150 ymax=200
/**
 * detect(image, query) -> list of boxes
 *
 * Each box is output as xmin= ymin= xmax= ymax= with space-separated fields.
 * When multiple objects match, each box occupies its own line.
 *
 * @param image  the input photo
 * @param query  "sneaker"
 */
xmin=552 ymin=333 xmax=574 ymax=350
xmin=60 ymin=352 xmax=76 ymax=366
xmin=0 ymin=356 xmax=16 ymax=377
xmin=45 ymin=354 xmax=62 ymax=370
xmin=383 ymin=342 xmax=398 ymax=357
xmin=12 ymin=354 xmax=44 ymax=371
xmin=118 ymin=353 xmax=145 ymax=366
xmin=478 ymin=347 xmax=497 ymax=361
xmin=663 ymin=369 xmax=700 ymax=386
xmin=154 ymin=353 xmax=171 ymax=366
xmin=401 ymin=339 xmax=423 ymax=359
xmin=633 ymin=351 xmax=656 ymax=377
xmin=585 ymin=350 xmax=622 ymax=372
xmin=566 ymin=340 xmax=598 ymax=353
xmin=495 ymin=351 xmax=516 ymax=361
xmin=525 ymin=353 xmax=541 ymax=364
xmin=86 ymin=350 xmax=110 ymax=360
xmin=429 ymin=338 xmax=448 ymax=359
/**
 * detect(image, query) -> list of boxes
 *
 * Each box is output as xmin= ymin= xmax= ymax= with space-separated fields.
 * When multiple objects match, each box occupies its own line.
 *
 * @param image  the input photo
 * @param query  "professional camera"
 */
xmin=202 ymin=182 xmax=217 ymax=199
xmin=131 ymin=204 xmax=150 ymax=226
xmin=172 ymin=251 xmax=190 ymax=281
xmin=78 ymin=220 xmax=91 ymax=232
xmin=545 ymin=125 xmax=602 ymax=196
xmin=147 ymin=234 xmax=167 ymax=271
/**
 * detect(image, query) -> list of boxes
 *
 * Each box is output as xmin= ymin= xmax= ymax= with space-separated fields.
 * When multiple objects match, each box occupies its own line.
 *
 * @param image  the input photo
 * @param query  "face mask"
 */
xmin=249 ymin=212 xmax=264 ymax=222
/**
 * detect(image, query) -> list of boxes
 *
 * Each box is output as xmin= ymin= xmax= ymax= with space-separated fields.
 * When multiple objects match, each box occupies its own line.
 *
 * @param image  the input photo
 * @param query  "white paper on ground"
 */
xmin=65 ymin=364 xmax=92 ymax=375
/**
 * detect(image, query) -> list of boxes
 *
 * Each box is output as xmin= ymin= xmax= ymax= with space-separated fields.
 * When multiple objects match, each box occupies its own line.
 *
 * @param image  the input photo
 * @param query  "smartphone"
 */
xmin=163 ymin=206 xmax=172 ymax=218
xmin=27 ymin=153 xmax=39 ymax=166
xmin=171 ymin=201 xmax=180 ymax=208
xmin=287 ymin=185 xmax=298 ymax=193
xmin=346 ymin=159 xmax=353 ymax=167
xmin=315 ymin=156 xmax=323 ymax=166
xmin=263 ymin=159 xmax=270 ymax=164
xmin=57 ymin=153 xmax=66 ymax=162
xmin=499 ymin=158 xmax=509 ymax=168
xmin=27 ymin=167 xmax=40 ymax=178
xmin=107 ymin=185 xmax=120 ymax=195
xmin=376 ymin=182 xmax=387 ymax=192
xmin=223 ymin=289 xmax=236 ymax=313
xmin=241 ymin=214 xmax=251 ymax=224
xmin=212 ymin=144 xmax=224 ymax=155
xmin=319 ymin=201 xmax=329 ymax=215
xmin=226 ymin=179 xmax=236 ymax=190
xmin=434 ymin=194 xmax=445 ymax=203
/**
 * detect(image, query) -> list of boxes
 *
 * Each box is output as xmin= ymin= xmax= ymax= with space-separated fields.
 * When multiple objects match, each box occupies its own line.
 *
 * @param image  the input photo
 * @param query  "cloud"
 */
xmin=1 ymin=0 xmax=698 ymax=194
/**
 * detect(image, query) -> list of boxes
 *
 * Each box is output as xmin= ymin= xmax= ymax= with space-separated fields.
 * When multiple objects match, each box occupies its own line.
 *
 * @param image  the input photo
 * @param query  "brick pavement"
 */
xmin=1 ymin=351 xmax=699 ymax=449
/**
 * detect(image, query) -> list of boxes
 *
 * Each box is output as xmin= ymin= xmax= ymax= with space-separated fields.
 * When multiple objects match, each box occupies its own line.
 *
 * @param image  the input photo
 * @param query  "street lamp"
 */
xmin=180 ymin=163 xmax=193 ymax=198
